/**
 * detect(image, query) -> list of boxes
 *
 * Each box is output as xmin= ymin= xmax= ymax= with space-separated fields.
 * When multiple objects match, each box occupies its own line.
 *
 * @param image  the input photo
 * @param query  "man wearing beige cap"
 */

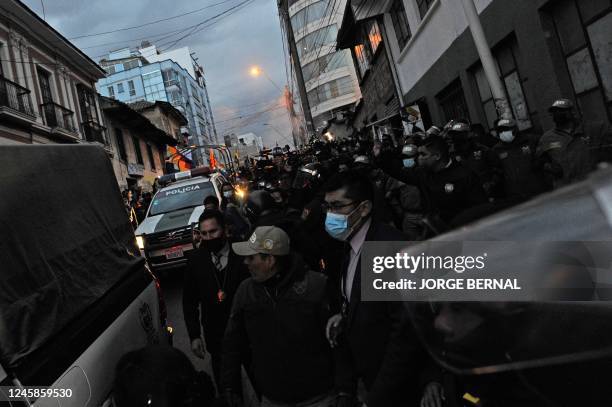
xmin=221 ymin=226 xmax=336 ymax=407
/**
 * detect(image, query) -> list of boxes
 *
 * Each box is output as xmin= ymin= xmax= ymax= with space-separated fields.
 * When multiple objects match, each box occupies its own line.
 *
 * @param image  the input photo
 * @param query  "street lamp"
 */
xmin=249 ymin=65 xmax=284 ymax=93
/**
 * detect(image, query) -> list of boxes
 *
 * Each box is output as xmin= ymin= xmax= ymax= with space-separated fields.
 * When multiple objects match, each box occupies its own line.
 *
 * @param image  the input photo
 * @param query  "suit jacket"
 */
xmin=336 ymin=221 xmax=424 ymax=407
xmin=183 ymin=245 xmax=249 ymax=354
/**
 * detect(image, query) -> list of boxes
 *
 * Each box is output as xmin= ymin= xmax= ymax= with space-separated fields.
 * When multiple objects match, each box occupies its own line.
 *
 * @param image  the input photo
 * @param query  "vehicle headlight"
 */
xmin=136 ymin=235 xmax=145 ymax=250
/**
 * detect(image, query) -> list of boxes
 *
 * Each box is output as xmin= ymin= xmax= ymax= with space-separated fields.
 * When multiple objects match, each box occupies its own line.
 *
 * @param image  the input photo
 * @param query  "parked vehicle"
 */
xmin=0 ymin=145 xmax=169 ymax=406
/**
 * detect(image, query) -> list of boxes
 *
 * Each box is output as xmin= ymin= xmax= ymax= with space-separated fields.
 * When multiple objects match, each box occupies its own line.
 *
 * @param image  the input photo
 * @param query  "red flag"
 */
xmin=209 ymin=148 xmax=217 ymax=169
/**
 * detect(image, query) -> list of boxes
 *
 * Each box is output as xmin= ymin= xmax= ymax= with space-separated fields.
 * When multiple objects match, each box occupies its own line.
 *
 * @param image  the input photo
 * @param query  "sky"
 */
xmin=21 ymin=0 xmax=295 ymax=148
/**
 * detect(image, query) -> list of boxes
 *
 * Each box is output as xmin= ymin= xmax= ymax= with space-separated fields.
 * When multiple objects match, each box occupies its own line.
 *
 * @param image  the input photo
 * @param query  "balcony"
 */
xmin=41 ymin=102 xmax=77 ymax=136
xmin=82 ymin=120 xmax=108 ymax=145
xmin=164 ymin=78 xmax=181 ymax=90
xmin=0 ymin=75 xmax=36 ymax=123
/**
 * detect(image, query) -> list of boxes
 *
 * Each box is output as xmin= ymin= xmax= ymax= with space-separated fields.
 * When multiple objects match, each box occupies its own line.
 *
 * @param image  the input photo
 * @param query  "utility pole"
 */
xmin=277 ymin=0 xmax=315 ymax=139
xmin=461 ymin=0 xmax=512 ymax=120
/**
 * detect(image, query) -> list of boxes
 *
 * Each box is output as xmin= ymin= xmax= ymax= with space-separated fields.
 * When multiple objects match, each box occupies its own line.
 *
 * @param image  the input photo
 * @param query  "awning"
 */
xmin=352 ymin=0 xmax=388 ymax=21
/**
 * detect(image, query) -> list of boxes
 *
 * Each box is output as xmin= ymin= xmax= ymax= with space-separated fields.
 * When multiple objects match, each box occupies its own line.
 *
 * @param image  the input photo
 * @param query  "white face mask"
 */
xmin=499 ymin=130 xmax=515 ymax=143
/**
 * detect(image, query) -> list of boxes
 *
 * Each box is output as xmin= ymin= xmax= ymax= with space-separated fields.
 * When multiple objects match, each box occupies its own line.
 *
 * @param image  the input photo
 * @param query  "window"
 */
xmin=146 ymin=144 xmax=156 ymax=170
xmin=437 ymin=80 xmax=470 ymax=124
xmin=117 ymin=83 xmax=124 ymax=93
xmin=296 ymin=25 xmax=338 ymax=58
xmin=132 ymin=136 xmax=143 ymax=164
xmin=390 ymin=0 xmax=412 ymax=50
xmin=547 ymin=0 xmax=611 ymax=123
xmin=143 ymin=71 xmax=167 ymax=102
xmin=354 ymin=44 xmax=371 ymax=77
xmin=128 ymin=80 xmax=136 ymax=96
xmin=115 ymin=128 xmax=127 ymax=161
xmin=302 ymin=51 xmax=349 ymax=82
xmin=291 ymin=1 xmax=328 ymax=32
xmin=307 ymin=76 xmax=354 ymax=106
xmin=472 ymin=40 xmax=532 ymax=131
xmin=417 ymin=0 xmax=435 ymax=20
xmin=105 ymin=65 xmax=116 ymax=75
xmin=77 ymin=84 xmax=98 ymax=123
xmin=108 ymin=86 xmax=115 ymax=98
xmin=123 ymin=60 xmax=140 ymax=70
xmin=367 ymin=20 xmax=382 ymax=54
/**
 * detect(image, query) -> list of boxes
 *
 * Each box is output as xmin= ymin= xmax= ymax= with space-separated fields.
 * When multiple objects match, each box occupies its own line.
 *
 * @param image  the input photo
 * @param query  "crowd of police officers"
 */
xmin=170 ymin=98 xmax=612 ymax=407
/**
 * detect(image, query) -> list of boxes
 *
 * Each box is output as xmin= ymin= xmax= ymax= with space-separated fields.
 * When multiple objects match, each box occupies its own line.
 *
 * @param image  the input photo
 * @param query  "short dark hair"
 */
xmin=198 ymin=209 xmax=225 ymax=229
xmin=323 ymin=170 xmax=374 ymax=204
xmin=422 ymin=136 xmax=449 ymax=162
xmin=203 ymin=195 xmax=219 ymax=207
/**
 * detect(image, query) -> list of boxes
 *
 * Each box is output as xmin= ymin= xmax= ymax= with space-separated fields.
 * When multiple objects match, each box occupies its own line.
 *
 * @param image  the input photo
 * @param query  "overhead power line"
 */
xmin=67 ymin=0 xmax=236 ymax=40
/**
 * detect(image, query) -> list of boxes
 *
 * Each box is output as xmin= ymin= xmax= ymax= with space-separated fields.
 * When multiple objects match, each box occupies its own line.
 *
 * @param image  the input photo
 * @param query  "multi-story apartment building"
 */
xmin=363 ymin=0 xmax=611 ymax=135
xmin=0 ymin=0 xmax=107 ymax=148
xmin=96 ymin=45 xmax=217 ymax=164
xmin=280 ymin=0 xmax=362 ymax=132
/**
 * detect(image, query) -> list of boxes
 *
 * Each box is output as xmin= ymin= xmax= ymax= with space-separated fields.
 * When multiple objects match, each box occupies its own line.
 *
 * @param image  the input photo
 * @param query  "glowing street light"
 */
xmin=248 ymin=65 xmax=283 ymax=92
xmin=249 ymin=65 xmax=262 ymax=77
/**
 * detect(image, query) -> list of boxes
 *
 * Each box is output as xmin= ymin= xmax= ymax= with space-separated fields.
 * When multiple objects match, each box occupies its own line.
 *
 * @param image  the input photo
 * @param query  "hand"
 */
xmin=421 ymin=382 xmax=445 ymax=407
xmin=326 ymin=313 xmax=343 ymax=348
xmin=372 ymin=142 xmax=382 ymax=158
xmin=224 ymin=390 xmax=242 ymax=407
xmin=191 ymin=338 xmax=206 ymax=359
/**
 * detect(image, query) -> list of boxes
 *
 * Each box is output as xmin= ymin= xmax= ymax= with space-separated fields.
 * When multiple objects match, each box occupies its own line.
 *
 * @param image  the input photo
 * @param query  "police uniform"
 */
xmin=536 ymin=128 xmax=592 ymax=188
xmin=490 ymin=133 xmax=546 ymax=201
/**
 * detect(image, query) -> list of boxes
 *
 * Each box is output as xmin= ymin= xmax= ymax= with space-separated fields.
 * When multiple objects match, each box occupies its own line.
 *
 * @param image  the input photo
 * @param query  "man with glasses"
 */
xmin=183 ymin=210 xmax=249 ymax=388
xmin=322 ymin=171 xmax=424 ymax=407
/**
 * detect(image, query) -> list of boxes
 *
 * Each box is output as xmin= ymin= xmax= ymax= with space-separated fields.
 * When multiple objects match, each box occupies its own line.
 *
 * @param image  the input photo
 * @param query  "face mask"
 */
xmin=223 ymin=191 xmax=233 ymax=199
xmin=499 ymin=130 xmax=515 ymax=143
xmin=202 ymin=237 xmax=226 ymax=253
xmin=325 ymin=204 xmax=363 ymax=241
xmin=403 ymin=158 xmax=416 ymax=168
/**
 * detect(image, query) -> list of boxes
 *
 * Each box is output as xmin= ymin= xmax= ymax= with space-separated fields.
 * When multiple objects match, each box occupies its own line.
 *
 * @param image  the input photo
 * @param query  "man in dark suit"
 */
xmin=323 ymin=171 xmax=424 ymax=407
xmin=183 ymin=210 xmax=249 ymax=387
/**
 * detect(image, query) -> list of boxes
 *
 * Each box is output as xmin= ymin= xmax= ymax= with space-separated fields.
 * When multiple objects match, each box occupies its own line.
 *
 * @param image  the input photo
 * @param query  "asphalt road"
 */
xmin=160 ymin=270 xmax=259 ymax=406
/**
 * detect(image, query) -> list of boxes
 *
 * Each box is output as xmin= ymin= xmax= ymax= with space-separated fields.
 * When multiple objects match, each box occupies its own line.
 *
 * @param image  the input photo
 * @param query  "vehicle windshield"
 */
xmin=149 ymin=181 xmax=215 ymax=216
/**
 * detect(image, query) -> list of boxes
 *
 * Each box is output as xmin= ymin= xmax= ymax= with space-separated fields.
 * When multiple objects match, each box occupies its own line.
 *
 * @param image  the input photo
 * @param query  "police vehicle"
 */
xmin=135 ymin=167 xmax=227 ymax=272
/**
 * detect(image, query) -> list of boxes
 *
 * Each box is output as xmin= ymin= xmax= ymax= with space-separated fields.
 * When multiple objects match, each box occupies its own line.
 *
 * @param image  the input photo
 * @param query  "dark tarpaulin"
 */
xmin=0 ymin=145 xmax=141 ymax=369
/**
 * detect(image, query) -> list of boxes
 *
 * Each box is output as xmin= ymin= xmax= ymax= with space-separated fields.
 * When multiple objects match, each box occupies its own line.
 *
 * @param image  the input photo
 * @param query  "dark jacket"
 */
xmin=182 ymin=245 xmax=249 ymax=353
xmin=536 ymin=128 xmax=592 ymax=188
xmin=221 ymin=253 xmax=334 ymax=403
xmin=378 ymin=155 xmax=487 ymax=225
xmin=336 ymin=221 xmax=425 ymax=407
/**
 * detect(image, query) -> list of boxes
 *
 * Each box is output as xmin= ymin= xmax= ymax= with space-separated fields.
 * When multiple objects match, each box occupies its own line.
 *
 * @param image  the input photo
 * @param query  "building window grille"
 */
xmin=128 ymin=80 xmax=136 ymax=96
xmin=117 ymin=83 xmax=124 ymax=93
xmin=132 ymin=136 xmax=144 ymax=164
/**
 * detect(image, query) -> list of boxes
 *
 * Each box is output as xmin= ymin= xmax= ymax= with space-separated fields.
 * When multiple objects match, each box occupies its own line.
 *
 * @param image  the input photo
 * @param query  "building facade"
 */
xmin=100 ymin=96 xmax=177 ymax=192
xmin=0 ymin=0 xmax=107 ymax=148
xmin=337 ymin=0 xmax=404 ymax=136
xmin=96 ymin=45 xmax=217 ymax=161
xmin=281 ymin=0 xmax=362 ymax=132
xmin=379 ymin=0 xmax=611 ymax=134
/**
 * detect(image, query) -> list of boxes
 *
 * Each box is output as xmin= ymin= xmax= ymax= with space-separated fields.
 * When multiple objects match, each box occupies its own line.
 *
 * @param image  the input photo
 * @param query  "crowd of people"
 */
xmin=114 ymin=98 xmax=612 ymax=407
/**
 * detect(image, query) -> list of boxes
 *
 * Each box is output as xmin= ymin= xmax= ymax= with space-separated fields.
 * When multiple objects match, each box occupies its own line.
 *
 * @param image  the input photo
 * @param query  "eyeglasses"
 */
xmin=321 ymin=201 xmax=357 ymax=213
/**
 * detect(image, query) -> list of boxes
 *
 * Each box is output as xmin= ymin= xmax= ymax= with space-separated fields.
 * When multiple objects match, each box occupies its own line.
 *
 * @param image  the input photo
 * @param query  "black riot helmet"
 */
xmin=243 ymin=190 xmax=275 ymax=224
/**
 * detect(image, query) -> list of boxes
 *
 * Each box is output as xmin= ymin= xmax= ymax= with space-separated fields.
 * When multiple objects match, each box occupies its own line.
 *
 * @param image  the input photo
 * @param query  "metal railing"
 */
xmin=0 ymin=75 xmax=35 ymax=116
xmin=82 ymin=120 xmax=107 ymax=144
xmin=41 ymin=102 xmax=76 ymax=133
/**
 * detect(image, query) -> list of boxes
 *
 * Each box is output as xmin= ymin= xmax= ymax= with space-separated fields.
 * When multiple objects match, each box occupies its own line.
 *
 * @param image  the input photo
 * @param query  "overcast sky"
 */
xmin=21 ymin=0 xmax=294 ymax=148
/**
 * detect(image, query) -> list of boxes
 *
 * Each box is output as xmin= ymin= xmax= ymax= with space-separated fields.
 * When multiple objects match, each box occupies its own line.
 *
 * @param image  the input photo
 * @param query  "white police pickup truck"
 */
xmin=135 ymin=167 xmax=227 ymax=272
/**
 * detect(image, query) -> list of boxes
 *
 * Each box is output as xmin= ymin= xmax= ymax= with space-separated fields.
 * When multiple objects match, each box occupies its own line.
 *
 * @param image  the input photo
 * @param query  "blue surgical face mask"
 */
xmin=499 ymin=130 xmax=515 ymax=143
xmin=403 ymin=158 xmax=416 ymax=168
xmin=325 ymin=204 xmax=363 ymax=241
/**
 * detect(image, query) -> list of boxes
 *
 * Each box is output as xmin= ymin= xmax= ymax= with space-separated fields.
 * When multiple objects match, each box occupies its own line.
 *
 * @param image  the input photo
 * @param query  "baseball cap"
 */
xmin=449 ymin=122 xmax=470 ymax=133
xmin=549 ymin=98 xmax=574 ymax=112
xmin=232 ymin=226 xmax=290 ymax=256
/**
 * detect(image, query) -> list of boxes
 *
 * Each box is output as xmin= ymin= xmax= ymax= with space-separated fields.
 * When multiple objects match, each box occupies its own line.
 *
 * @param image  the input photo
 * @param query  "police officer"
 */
xmin=375 ymin=136 xmax=487 ymax=230
xmin=537 ymin=98 xmax=592 ymax=188
xmin=489 ymin=118 xmax=547 ymax=203
xmin=447 ymin=121 xmax=494 ymax=198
